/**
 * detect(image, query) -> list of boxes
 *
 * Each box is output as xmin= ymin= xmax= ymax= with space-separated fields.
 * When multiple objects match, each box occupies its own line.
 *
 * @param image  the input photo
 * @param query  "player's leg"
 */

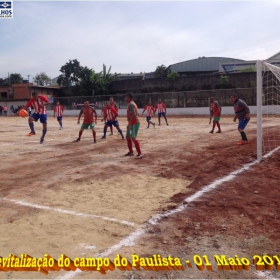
xmin=27 ymin=114 xmax=38 ymax=136
xmin=110 ymin=125 xmax=113 ymax=135
xmin=210 ymin=121 xmax=216 ymax=133
xmin=115 ymin=125 xmax=124 ymax=139
xmin=237 ymin=118 xmax=250 ymax=144
xmin=130 ymin=123 xmax=142 ymax=158
xmin=101 ymin=121 xmax=111 ymax=139
xmin=149 ymin=117 xmax=155 ymax=128
xmin=92 ymin=128 xmax=96 ymax=143
xmin=125 ymin=127 xmax=134 ymax=156
xmin=77 ymin=123 xmax=87 ymax=141
xmin=163 ymin=113 xmax=168 ymax=125
xmin=216 ymin=121 xmax=221 ymax=133
xmin=58 ymin=116 xmax=63 ymax=129
xmin=146 ymin=116 xmax=150 ymax=128
xmin=40 ymin=115 xmax=48 ymax=144
xmin=158 ymin=113 xmax=161 ymax=125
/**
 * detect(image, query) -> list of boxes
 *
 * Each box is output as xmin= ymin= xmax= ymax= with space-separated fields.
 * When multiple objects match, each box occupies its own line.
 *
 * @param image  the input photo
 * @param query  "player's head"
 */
xmin=32 ymin=91 xmax=38 ymax=100
xmin=158 ymin=99 xmax=162 ymax=103
xmin=84 ymin=101 xmax=90 ymax=108
xmin=148 ymin=101 xmax=151 ymax=105
xmin=56 ymin=101 xmax=60 ymax=105
xmin=230 ymin=94 xmax=238 ymax=103
xmin=109 ymin=97 xmax=114 ymax=103
xmin=125 ymin=93 xmax=133 ymax=103
xmin=210 ymin=97 xmax=214 ymax=103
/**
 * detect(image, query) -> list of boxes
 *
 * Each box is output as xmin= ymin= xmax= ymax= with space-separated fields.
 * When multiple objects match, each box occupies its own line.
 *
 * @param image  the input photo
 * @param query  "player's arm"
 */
xmin=142 ymin=106 xmax=147 ymax=115
xmin=40 ymin=96 xmax=50 ymax=108
xmin=111 ymin=108 xmax=118 ymax=122
xmin=93 ymin=108 xmax=97 ymax=124
xmin=23 ymin=99 xmax=32 ymax=110
xmin=154 ymin=104 xmax=158 ymax=113
xmin=240 ymin=101 xmax=250 ymax=119
xmin=164 ymin=103 xmax=167 ymax=114
xmin=77 ymin=109 xmax=83 ymax=124
xmin=53 ymin=106 xmax=56 ymax=118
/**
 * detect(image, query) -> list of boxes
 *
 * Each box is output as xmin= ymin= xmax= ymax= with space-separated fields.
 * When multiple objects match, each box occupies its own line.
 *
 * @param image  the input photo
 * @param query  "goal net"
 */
xmin=257 ymin=61 xmax=280 ymax=159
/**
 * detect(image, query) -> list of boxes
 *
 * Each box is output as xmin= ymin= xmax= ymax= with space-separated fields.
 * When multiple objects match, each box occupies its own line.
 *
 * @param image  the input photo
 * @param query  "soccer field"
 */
xmin=0 ymin=115 xmax=279 ymax=279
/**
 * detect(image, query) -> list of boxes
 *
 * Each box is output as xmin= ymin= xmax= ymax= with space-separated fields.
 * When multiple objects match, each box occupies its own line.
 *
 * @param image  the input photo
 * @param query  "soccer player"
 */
xmin=142 ymin=101 xmax=155 ymax=128
xmin=101 ymin=104 xmax=124 ymax=139
xmin=76 ymin=101 xmax=97 ymax=143
xmin=209 ymin=97 xmax=221 ymax=124
xmin=230 ymin=93 xmax=250 ymax=145
xmin=155 ymin=99 xmax=168 ymax=126
xmin=125 ymin=93 xmax=143 ymax=159
xmin=209 ymin=101 xmax=222 ymax=133
xmin=53 ymin=101 xmax=64 ymax=130
xmin=108 ymin=97 xmax=118 ymax=135
xmin=23 ymin=91 xmax=50 ymax=144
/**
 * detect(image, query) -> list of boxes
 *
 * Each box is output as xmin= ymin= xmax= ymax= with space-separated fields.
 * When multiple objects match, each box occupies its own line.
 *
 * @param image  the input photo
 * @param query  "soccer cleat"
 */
xmin=75 ymin=138 xmax=80 ymax=142
xmin=59 ymin=127 xmax=63 ymax=130
xmin=237 ymin=140 xmax=246 ymax=145
xmin=209 ymin=130 xmax=214 ymax=133
xmin=147 ymin=126 xmax=149 ymax=128
xmin=27 ymin=132 xmax=35 ymax=136
xmin=40 ymin=137 xmax=44 ymax=144
xmin=124 ymin=152 xmax=134 ymax=156
xmin=101 ymin=136 xmax=106 ymax=139
xmin=135 ymin=154 xmax=143 ymax=159
xmin=244 ymin=140 xmax=250 ymax=144
xmin=216 ymin=130 xmax=221 ymax=133
xmin=122 ymin=137 xmax=125 ymax=140
xmin=109 ymin=133 xmax=113 ymax=136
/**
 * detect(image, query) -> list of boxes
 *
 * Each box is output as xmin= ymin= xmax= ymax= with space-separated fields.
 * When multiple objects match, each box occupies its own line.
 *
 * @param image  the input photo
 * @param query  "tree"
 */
xmin=33 ymin=72 xmax=51 ymax=86
xmin=240 ymin=66 xmax=256 ymax=73
xmin=9 ymin=73 xmax=23 ymax=85
xmin=154 ymin=65 xmax=168 ymax=78
xmin=57 ymin=59 xmax=83 ymax=87
xmin=167 ymin=71 xmax=180 ymax=82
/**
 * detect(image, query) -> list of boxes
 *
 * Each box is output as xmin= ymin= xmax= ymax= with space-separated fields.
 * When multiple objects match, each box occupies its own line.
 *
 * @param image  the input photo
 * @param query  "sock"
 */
xmin=127 ymin=139 xmax=133 ymax=153
xmin=132 ymin=139 xmax=142 ymax=155
xmin=158 ymin=118 xmax=161 ymax=125
xmin=119 ymin=129 xmax=124 ymax=138
xmin=241 ymin=131 xmax=247 ymax=141
xmin=60 ymin=122 xmax=63 ymax=128
xmin=78 ymin=130 xmax=83 ymax=139
xmin=217 ymin=122 xmax=221 ymax=131
xmin=110 ymin=126 xmax=113 ymax=134
xmin=103 ymin=127 xmax=107 ymax=137
xmin=150 ymin=121 xmax=155 ymax=125
xmin=92 ymin=130 xmax=96 ymax=141
xmin=29 ymin=122 xmax=35 ymax=133
xmin=212 ymin=122 xmax=216 ymax=131
xmin=42 ymin=129 xmax=47 ymax=139
xmin=164 ymin=116 xmax=168 ymax=124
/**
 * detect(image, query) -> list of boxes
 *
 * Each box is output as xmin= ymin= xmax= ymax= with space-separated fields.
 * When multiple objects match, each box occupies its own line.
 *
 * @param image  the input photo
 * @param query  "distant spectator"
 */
xmin=3 ymin=106 xmax=8 ymax=116
xmin=10 ymin=105 xmax=14 ymax=112
xmin=0 ymin=106 xmax=3 ymax=116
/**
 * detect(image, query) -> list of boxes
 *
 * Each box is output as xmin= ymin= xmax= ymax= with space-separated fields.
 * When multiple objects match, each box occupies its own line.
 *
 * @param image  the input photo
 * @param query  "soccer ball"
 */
xmin=19 ymin=109 xmax=28 ymax=118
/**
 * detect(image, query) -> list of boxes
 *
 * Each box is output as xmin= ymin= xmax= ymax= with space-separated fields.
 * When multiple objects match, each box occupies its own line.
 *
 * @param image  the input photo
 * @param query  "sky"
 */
xmin=0 ymin=1 xmax=280 ymax=81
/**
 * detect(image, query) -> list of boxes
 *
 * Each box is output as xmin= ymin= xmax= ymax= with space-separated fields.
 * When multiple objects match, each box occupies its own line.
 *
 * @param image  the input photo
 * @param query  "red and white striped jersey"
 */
xmin=106 ymin=107 xmax=118 ymax=121
xmin=143 ymin=105 xmax=155 ymax=117
xmin=26 ymin=96 xmax=49 ymax=114
xmin=54 ymin=105 xmax=64 ymax=117
xmin=155 ymin=103 xmax=166 ymax=113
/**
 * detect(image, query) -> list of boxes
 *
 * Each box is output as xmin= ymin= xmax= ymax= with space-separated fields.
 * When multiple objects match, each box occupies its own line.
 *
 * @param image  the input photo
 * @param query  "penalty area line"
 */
xmin=56 ymin=146 xmax=280 ymax=279
xmin=0 ymin=198 xmax=134 ymax=227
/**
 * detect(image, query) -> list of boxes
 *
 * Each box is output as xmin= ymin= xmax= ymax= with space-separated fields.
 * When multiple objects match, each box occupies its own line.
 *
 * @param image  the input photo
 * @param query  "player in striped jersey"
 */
xmin=76 ymin=101 xmax=97 ymax=143
xmin=142 ymin=101 xmax=155 ymax=128
xmin=109 ymin=97 xmax=118 ymax=135
xmin=125 ymin=93 xmax=143 ymax=159
xmin=155 ymin=99 xmax=168 ymax=126
xmin=101 ymin=104 xmax=124 ymax=139
xmin=23 ymin=91 xmax=50 ymax=144
xmin=53 ymin=101 xmax=64 ymax=130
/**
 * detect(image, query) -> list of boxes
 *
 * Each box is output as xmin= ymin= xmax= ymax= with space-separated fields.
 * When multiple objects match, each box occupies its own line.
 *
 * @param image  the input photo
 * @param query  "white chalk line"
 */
xmin=57 ymin=146 xmax=280 ymax=279
xmin=1 ymin=198 xmax=134 ymax=227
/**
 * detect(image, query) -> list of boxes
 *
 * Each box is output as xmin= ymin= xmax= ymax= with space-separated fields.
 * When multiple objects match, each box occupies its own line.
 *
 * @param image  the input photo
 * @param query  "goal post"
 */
xmin=257 ymin=60 xmax=280 ymax=160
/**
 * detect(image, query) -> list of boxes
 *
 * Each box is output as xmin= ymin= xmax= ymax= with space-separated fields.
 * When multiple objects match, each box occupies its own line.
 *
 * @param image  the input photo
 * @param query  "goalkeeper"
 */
xmin=230 ymin=93 xmax=250 ymax=145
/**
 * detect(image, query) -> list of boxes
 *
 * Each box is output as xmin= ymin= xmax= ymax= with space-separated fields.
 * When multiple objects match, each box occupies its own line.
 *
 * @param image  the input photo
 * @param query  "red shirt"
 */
xmin=213 ymin=105 xmax=221 ymax=117
xmin=81 ymin=107 xmax=95 ymax=124
xmin=143 ymin=105 xmax=155 ymax=117
xmin=105 ymin=107 xmax=118 ymax=121
xmin=127 ymin=101 xmax=139 ymax=125
xmin=54 ymin=105 xmax=64 ymax=117
xmin=26 ymin=96 xmax=49 ymax=114
xmin=155 ymin=103 xmax=166 ymax=113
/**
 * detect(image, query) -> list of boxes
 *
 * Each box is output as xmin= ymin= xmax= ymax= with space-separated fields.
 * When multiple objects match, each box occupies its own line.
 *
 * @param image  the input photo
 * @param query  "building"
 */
xmin=167 ymin=56 xmax=244 ymax=75
xmin=219 ymin=52 xmax=280 ymax=73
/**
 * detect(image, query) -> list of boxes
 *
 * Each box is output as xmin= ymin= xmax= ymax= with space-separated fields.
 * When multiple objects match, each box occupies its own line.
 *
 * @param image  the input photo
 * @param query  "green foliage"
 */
xmin=154 ymin=65 xmax=168 ymax=78
xmin=9 ymin=73 xmax=23 ymax=85
xmin=33 ymin=72 xmax=51 ymax=86
xmin=240 ymin=66 xmax=256 ymax=73
xmin=220 ymin=75 xmax=230 ymax=86
xmin=57 ymin=59 xmax=83 ymax=87
xmin=167 ymin=71 xmax=180 ymax=82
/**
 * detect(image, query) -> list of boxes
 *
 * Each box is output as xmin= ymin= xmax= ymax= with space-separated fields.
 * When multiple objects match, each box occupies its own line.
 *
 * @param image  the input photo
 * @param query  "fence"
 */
xmin=49 ymin=88 xmax=257 ymax=110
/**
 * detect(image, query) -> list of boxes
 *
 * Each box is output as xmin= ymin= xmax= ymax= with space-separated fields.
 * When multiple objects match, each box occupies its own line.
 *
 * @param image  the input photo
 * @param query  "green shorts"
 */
xmin=213 ymin=116 xmax=220 ymax=122
xmin=126 ymin=122 xmax=140 ymax=138
xmin=81 ymin=123 xmax=95 ymax=130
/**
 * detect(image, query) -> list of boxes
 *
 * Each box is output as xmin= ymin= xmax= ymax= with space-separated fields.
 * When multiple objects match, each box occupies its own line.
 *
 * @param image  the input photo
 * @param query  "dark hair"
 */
xmin=231 ymin=93 xmax=238 ymax=98
xmin=32 ymin=91 xmax=38 ymax=96
xmin=125 ymin=93 xmax=133 ymax=100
